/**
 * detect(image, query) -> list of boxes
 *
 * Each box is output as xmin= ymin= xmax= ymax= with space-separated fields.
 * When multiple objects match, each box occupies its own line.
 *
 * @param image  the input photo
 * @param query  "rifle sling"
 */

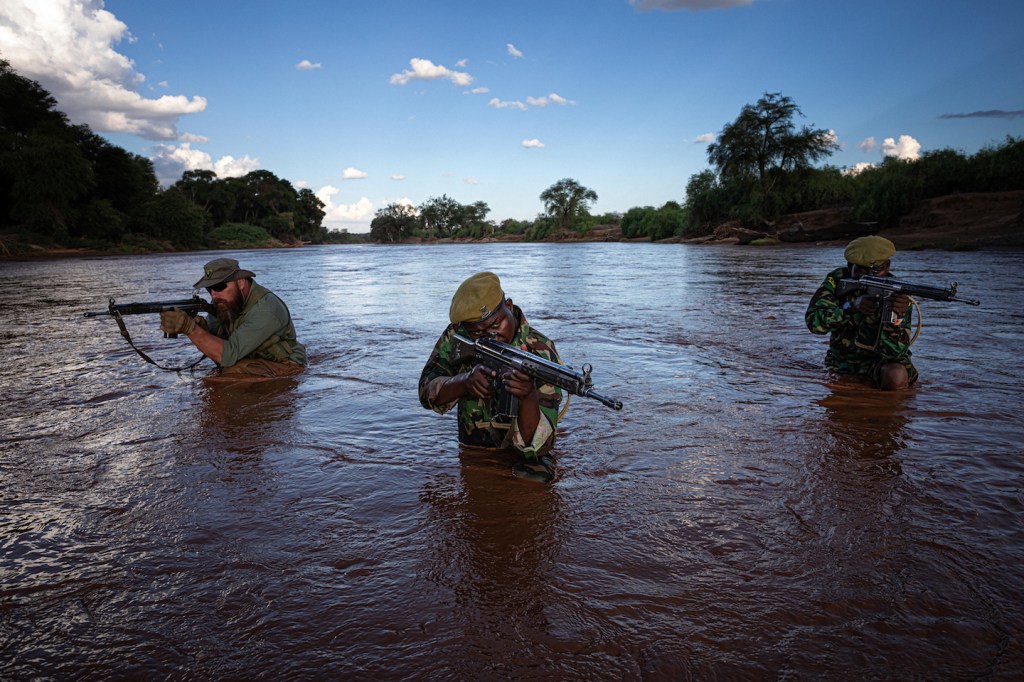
xmin=112 ymin=311 xmax=207 ymax=373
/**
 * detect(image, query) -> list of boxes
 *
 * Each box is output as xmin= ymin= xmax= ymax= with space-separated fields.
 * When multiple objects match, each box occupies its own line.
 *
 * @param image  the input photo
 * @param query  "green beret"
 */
xmin=449 ymin=272 xmax=504 ymax=324
xmin=844 ymin=235 xmax=896 ymax=267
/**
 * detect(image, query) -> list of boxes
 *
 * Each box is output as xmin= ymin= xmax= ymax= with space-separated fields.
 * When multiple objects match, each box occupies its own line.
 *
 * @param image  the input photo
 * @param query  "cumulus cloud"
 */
xmin=296 ymin=59 xmax=321 ymax=70
xmin=0 ymin=0 xmax=207 ymax=140
xmin=939 ymin=109 xmax=1024 ymax=120
xmin=522 ymin=139 xmax=545 ymax=148
xmin=389 ymin=58 xmax=472 ymax=87
xmin=859 ymin=136 xmax=877 ymax=153
xmin=469 ymin=87 xmax=490 ymax=95
xmin=150 ymin=143 xmax=259 ymax=186
xmin=180 ymin=132 xmax=208 ymax=144
xmin=882 ymin=135 xmax=921 ymax=161
xmin=630 ymin=0 xmax=754 ymax=10
xmin=526 ymin=92 xmax=576 ymax=107
xmin=342 ymin=167 xmax=368 ymax=180
xmin=845 ymin=162 xmax=876 ymax=176
xmin=488 ymin=97 xmax=527 ymax=111
xmin=315 ymin=185 xmax=375 ymax=226
xmin=694 ymin=132 xmax=715 ymax=143
xmin=507 ymin=43 xmax=524 ymax=58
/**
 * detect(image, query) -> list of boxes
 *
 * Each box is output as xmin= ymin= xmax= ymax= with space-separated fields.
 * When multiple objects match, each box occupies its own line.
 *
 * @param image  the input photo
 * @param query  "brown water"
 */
xmin=1 ymin=243 xmax=1022 ymax=680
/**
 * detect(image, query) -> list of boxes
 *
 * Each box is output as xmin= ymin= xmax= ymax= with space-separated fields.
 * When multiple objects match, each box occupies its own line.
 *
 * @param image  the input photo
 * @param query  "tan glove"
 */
xmin=160 ymin=309 xmax=196 ymax=336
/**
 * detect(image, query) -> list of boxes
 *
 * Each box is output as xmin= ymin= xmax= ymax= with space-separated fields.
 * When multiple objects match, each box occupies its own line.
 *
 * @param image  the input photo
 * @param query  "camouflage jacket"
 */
xmin=805 ymin=266 xmax=913 ymax=366
xmin=418 ymin=306 xmax=563 ymax=459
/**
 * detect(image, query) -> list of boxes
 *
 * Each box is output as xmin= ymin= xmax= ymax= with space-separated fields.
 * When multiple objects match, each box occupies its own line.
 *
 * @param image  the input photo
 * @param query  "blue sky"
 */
xmin=2 ymin=0 xmax=1022 ymax=233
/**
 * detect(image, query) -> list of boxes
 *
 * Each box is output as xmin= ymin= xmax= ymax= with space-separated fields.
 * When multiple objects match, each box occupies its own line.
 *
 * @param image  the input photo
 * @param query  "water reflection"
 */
xmin=816 ymin=379 xmax=912 ymax=476
xmin=196 ymin=376 xmax=301 ymax=458
xmin=419 ymin=447 xmax=564 ymax=665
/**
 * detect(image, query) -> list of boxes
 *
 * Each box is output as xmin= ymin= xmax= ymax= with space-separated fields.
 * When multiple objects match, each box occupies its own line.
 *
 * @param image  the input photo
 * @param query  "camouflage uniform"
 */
xmin=419 ymin=305 xmax=563 ymax=460
xmin=805 ymin=266 xmax=918 ymax=386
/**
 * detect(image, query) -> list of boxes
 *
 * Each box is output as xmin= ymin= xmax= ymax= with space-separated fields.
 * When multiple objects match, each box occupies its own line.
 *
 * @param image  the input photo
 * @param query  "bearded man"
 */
xmin=159 ymin=258 xmax=306 ymax=377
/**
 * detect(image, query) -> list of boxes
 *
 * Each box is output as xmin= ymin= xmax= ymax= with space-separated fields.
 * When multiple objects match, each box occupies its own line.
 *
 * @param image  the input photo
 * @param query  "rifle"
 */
xmin=84 ymin=296 xmax=213 ymax=337
xmin=451 ymin=333 xmax=623 ymax=412
xmin=837 ymin=275 xmax=980 ymax=325
xmin=84 ymin=296 xmax=213 ymax=371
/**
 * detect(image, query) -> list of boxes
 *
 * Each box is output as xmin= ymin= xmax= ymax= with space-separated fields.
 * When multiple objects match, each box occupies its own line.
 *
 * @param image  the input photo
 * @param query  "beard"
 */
xmin=213 ymin=287 xmax=245 ymax=324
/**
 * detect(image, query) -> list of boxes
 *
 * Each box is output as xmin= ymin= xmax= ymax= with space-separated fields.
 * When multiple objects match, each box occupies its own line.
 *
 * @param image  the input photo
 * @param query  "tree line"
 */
xmin=371 ymin=92 xmax=1024 ymax=243
xmin=0 ymin=58 xmax=329 ymax=254
xmin=4 ymin=54 xmax=1022 ymax=252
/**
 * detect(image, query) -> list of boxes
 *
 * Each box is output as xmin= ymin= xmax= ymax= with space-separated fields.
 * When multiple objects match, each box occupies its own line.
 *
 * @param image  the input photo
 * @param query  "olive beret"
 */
xmin=844 ymin=235 xmax=896 ymax=268
xmin=449 ymin=272 xmax=504 ymax=324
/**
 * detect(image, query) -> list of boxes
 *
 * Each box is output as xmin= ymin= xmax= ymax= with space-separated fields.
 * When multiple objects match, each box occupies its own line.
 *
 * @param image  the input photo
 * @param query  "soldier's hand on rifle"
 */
xmin=502 ymin=368 xmax=536 ymax=400
xmin=890 ymin=293 xmax=911 ymax=317
xmin=160 ymin=308 xmax=196 ymax=336
xmin=464 ymin=364 xmax=496 ymax=399
xmin=853 ymin=295 xmax=879 ymax=315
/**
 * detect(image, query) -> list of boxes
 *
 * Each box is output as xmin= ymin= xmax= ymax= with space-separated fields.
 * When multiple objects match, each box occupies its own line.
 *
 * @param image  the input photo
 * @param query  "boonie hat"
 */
xmin=193 ymin=258 xmax=255 ymax=289
xmin=449 ymin=272 xmax=505 ymax=324
xmin=844 ymin=235 xmax=896 ymax=268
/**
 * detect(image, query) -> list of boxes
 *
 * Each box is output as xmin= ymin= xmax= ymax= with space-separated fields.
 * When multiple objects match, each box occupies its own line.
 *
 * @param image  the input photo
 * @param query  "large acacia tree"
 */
xmin=707 ymin=92 xmax=838 ymax=191
xmin=540 ymin=178 xmax=598 ymax=232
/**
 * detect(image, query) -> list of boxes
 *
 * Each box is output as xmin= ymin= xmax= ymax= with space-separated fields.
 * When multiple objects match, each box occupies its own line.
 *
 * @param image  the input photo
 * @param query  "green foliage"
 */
xmin=370 ymin=202 xmax=419 ymax=243
xmin=0 ymin=59 xmax=326 ymax=254
xmin=539 ymin=178 xmax=598 ymax=232
xmin=621 ymin=203 xmax=688 ymax=240
xmin=135 ymin=190 xmax=209 ymax=249
xmin=208 ymin=223 xmax=275 ymax=246
xmin=77 ymin=199 xmax=128 ymax=242
xmin=704 ymin=92 xmax=839 ymax=224
xmin=524 ymin=215 xmax=557 ymax=241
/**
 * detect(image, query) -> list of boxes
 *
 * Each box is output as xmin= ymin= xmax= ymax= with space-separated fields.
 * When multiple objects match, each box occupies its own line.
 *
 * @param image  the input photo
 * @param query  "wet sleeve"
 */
xmin=221 ymin=296 xmax=290 ymax=367
xmin=418 ymin=328 xmax=459 ymax=414
xmin=805 ymin=269 xmax=848 ymax=334
xmin=510 ymin=339 xmax=563 ymax=459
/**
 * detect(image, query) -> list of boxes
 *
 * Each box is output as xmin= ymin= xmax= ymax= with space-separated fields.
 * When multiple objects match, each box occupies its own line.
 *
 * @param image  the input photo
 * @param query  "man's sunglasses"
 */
xmin=207 ymin=281 xmax=229 ymax=293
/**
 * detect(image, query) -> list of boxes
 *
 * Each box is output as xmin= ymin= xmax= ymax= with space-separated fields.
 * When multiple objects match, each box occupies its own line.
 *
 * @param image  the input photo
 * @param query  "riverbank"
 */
xmin=3 ymin=191 xmax=1022 ymax=260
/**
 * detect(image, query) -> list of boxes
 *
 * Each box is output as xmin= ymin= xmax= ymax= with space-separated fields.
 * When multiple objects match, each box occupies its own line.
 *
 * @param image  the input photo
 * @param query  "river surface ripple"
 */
xmin=1 ymin=243 xmax=1022 ymax=680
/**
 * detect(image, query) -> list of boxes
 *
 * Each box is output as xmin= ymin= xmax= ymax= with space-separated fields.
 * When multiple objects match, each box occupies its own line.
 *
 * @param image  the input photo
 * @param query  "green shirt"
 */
xmin=207 ymin=282 xmax=306 ymax=367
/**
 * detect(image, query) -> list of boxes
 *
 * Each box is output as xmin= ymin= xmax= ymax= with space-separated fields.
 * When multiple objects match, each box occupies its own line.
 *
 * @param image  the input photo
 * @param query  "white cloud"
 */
xmin=180 ymin=132 xmax=208 ymax=143
xmin=342 ymin=167 xmax=368 ymax=180
xmin=488 ymin=97 xmax=527 ymax=110
xmin=150 ymin=142 xmax=259 ymax=186
xmin=522 ymin=139 xmax=545 ymax=148
xmin=845 ymin=162 xmax=876 ymax=176
xmin=882 ymin=135 xmax=921 ymax=161
xmin=296 ymin=59 xmax=321 ymax=70
xmin=630 ymin=0 xmax=754 ymax=11
xmin=507 ymin=43 xmax=524 ymax=58
xmin=456 ymin=59 xmax=468 ymax=68
xmin=315 ymin=185 xmax=375 ymax=227
xmin=694 ymin=132 xmax=715 ymax=143
xmin=390 ymin=174 xmax=406 ymax=180
xmin=469 ymin=87 xmax=490 ymax=95
xmin=464 ymin=177 xmax=479 ymax=185
xmin=389 ymin=58 xmax=472 ymax=87
xmin=526 ymin=92 xmax=576 ymax=107
xmin=824 ymin=129 xmax=841 ymax=149
xmin=859 ymin=136 xmax=876 ymax=153
xmin=0 ymin=0 xmax=207 ymax=140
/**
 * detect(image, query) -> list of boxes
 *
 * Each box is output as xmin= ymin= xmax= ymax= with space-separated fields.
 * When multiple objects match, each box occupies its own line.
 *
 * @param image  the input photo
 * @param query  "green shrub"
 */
xmin=208 ymin=222 xmax=274 ymax=246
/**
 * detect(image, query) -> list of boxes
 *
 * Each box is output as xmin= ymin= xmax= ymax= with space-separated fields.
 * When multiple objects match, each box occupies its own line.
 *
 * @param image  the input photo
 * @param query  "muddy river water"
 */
xmin=1 ymin=243 xmax=1022 ymax=679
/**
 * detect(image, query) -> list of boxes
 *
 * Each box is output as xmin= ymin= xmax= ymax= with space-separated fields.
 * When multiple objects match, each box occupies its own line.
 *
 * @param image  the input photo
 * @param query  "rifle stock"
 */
xmin=452 ymin=333 xmax=623 ymax=410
